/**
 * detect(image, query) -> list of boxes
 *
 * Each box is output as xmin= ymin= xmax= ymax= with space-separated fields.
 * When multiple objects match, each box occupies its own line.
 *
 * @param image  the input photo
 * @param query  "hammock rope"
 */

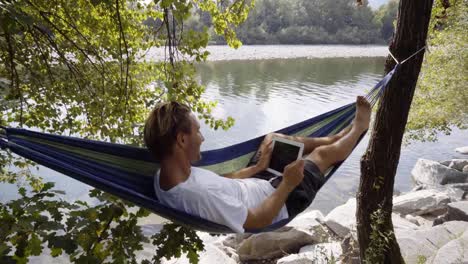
xmin=0 ymin=61 xmax=410 ymax=233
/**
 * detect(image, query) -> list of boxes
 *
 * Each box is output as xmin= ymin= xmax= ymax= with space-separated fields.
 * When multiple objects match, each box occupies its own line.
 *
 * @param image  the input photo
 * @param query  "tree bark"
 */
xmin=356 ymin=0 xmax=434 ymax=263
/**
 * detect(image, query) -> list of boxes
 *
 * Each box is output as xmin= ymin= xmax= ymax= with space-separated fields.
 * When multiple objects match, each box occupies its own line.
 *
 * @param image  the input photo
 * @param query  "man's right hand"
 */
xmin=282 ymin=159 xmax=305 ymax=189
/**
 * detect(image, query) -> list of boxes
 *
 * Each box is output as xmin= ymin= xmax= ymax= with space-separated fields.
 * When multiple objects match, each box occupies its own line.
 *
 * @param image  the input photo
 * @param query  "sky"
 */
xmin=368 ymin=0 xmax=391 ymax=10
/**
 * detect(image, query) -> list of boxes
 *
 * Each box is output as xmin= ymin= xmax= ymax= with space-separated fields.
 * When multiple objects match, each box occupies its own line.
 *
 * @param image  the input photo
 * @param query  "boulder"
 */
xmin=137 ymin=243 xmax=237 ymax=264
xmin=404 ymin=214 xmax=433 ymax=229
xmin=440 ymin=160 xmax=452 ymax=166
xmin=237 ymin=225 xmax=329 ymax=261
xmin=340 ymin=234 xmax=360 ymax=264
xmin=286 ymin=210 xmax=324 ymax=229
xmin=392 ymin=213 xmax=419 ymax=230
xmin=393 ymin=189 xmax=451 ymax=216
xmin=411 ymin=158 xmax=468 ymax=186
xmin=446 ymin=183 xmax=468 ymax=193
xmin=221 ymin=234 xmax=251 ymax=249
xmin=396 ymin=221 xmax=468 ymax=264
xmin=325 ymin=197 xmax=420 ymax=231
xmin=448 ymin=159 xmax=468 ymax=171
xmin=428 ymin=229 xmax=468 ymax=264
xmin=324 ymin=198 xmax=356 ymax=231
xmin=464 ymin=165 xmax=468 ymax=173
xmin=276 ymin=242 xmax=342 ymax=264
xmin=410 ymin=184 xmax=465 ymax=201
xmin=323 ymin=220 xmax=350 ymax=239
xmin=455 ymin=146 xmax=468 ymax=154
xmin=434 ymin=201 xmax=468 ymax=225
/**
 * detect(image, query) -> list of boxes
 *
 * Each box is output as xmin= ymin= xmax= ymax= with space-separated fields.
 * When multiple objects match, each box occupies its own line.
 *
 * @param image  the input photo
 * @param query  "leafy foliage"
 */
xmin=407 ymin=0 xmax=468 ymax=141
xmin=150 ymin=223 xmax=204 ymax=263
xmin=0 ymin=0 xmax=246 ymax=143
xmin=0 ymin=181 xmax=206 ymax=263
xmin=363 ymin=204 xmax=394 ymax=264
xmin=0 ymin=0 xmax=253 ymax=263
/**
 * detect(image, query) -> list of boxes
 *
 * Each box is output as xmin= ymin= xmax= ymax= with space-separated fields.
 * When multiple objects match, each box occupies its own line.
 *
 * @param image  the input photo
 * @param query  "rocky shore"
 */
xmin=149 ymin=148 xmax=468 ymax=264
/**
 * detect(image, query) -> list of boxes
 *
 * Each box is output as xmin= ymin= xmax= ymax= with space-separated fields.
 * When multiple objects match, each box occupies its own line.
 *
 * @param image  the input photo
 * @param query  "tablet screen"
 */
xmin=269 ymin=141 xmax=302 ymax=174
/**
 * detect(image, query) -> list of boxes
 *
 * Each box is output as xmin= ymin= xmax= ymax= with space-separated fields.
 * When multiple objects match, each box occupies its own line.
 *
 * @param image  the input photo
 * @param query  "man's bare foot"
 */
xmin=354 ymin=96 xmax=371 ymax=132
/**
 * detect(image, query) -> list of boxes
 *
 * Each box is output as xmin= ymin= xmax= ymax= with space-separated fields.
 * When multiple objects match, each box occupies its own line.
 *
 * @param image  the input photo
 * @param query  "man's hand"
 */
xmin=282 ymin=159 xmax=305 ymax=189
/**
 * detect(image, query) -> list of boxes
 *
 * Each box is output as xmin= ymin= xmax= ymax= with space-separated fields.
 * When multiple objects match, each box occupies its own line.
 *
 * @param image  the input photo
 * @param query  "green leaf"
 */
xmin=18 ymin=187 xmax=26 ymax=197
xmin=27 ymin=233 xmax=42 ymax=256
xmin=50 ymin=247 xmax=63 ymax=257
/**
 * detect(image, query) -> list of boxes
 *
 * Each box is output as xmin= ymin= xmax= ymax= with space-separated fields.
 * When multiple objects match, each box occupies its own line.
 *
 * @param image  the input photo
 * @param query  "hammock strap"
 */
xmin=388 ymin=46 xmax=426 ymax=65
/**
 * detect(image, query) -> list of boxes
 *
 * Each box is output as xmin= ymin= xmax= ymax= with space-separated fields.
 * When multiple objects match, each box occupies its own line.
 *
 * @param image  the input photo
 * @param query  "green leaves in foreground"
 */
xmin=406 ymin=0 xmax=468 ymax=142
xmin=0 ymin=182 xmax=205 ymax=264
xmin=150 ymin=223 xmax=204 ymax=264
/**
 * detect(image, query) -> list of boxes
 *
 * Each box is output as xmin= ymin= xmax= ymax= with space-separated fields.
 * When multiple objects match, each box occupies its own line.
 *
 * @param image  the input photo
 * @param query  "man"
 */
xmin=144 ymin=97 xmax=371 ymax=233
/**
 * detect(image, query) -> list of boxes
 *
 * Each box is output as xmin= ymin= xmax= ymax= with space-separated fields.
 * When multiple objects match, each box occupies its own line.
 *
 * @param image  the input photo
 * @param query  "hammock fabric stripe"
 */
xmin=0 ymin=66 xmax=397 ymax=233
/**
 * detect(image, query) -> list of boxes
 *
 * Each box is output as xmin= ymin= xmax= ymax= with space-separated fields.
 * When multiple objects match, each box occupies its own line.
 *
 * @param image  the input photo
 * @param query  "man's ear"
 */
xmin=176 ymin=132 xmax=186 ymax=148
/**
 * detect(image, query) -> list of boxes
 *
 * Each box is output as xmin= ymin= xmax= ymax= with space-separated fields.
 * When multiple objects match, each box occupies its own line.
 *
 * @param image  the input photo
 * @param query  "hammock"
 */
xmin=0 ymin=66 xmax=397 ymax=234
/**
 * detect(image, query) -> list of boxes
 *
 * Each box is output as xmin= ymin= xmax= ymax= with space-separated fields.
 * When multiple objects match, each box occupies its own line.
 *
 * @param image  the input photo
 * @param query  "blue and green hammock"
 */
xmin=0 ymin=66 xmax=397 ymax=233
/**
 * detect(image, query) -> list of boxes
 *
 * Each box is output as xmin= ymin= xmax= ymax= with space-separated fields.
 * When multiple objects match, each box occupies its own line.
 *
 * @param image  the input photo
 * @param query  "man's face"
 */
xmin=185 ymin=113 xmax=205 ymax=163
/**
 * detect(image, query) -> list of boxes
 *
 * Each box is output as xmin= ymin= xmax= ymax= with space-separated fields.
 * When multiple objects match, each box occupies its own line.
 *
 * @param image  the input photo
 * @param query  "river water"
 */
xmin=1 ymin=45 xmax=466 ymax=215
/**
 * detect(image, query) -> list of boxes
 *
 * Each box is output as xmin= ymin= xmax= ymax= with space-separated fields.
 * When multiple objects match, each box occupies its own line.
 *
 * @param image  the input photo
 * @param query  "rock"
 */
xmin=221 ymin=234 xmax=250 ymax=249
xmin=197 ymin=244 xmax=238 ymax=264
xmin=237 ymin=225 xmax=329 ymax=261
xmin=392 ymin=213 xmax=419 ymax=230
xmin=411 ymin=158 xmax=468 ymax=186
xmin=139 ymin=243 xmax=237 ymax=264
xmin=446 ymin=201 xmax=468 ymax=220
xmin=276 ymin=242 xmax=342 ymax=264
xmin=412 ymin=184 xmax=467 ymax=202
xmin=434 ymin=201 xmax=468 ymax=225
xmin=446 ymin=183 xmax=468 ymax=193
xmin=428 ymin=229 xmax=468 ymax=264
xmin=448 ymin=159 xmax=468 ymax=171
xmin=340 ymin=234 xmax=360 ymax=264
xmin=323 ymin=220 xmax=350 ymax=238
xmin=440 ymin=160 xmax=452 ymax=166
xmin=404 ymin=214 xmax=433 ymax=228
xmin=464 ymin=165 xmax=468 ymax=173
xmin=393 ymin=189 xmax=451 ymax=216
xmin=325 ymin=197 xmax=421 ymax=231
xmin=286 ymin=210 xmax=324 ymax=229
xmin=455 ymin=146 xmax=468 ymax=154
xmin=396 ymin=221 xmax=468 ymax=264
xmin=324 ymin=198 xmax=356 ymax=231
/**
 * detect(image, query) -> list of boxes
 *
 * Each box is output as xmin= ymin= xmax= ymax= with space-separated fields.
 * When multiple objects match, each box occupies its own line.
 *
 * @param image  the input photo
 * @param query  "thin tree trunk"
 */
xmin=356 ymin=0 xmax=434 ymax=263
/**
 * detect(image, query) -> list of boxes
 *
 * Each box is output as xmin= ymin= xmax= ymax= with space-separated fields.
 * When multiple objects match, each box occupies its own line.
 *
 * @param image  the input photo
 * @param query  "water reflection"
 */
xmin=196 ymin=57 xmax=385 ymax=149
xmin=195 ymin=57 xmax=467 ymax=214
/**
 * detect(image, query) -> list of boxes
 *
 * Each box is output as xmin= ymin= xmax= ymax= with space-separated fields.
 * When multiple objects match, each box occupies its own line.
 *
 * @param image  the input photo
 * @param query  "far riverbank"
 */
xmin=145 ymin=45 xmax=388 ymax=62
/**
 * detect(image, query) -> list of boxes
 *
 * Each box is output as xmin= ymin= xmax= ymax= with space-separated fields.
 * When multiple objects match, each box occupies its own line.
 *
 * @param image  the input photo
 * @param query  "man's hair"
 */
xmin=144 ymin=101 xmax=192 ymax=161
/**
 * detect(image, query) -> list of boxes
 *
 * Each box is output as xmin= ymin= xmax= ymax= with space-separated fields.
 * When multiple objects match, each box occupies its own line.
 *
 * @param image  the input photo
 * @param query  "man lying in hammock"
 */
xmin=143 ymin=97 xmax=371 ymax=233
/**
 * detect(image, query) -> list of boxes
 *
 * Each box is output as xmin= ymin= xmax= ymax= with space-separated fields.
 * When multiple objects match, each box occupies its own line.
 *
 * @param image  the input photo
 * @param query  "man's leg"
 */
xmin=287 ymin=125 xmax=352 ymax=155
xmin=305 ymin=96 xmax=371 ymax=173
xmin=259 ymin=124 xmax=352 ymax=157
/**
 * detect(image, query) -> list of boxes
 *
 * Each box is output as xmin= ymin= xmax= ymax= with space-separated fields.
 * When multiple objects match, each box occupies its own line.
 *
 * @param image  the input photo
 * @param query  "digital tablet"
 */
xmin=266 ymin=137 xmax=304 ymax=176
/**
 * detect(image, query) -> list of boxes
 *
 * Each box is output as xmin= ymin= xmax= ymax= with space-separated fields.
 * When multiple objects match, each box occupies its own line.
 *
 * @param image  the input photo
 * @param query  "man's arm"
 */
xmin=243 ymin=159 xmax=305 ymax=230
xmin=223 ymin=165 xmax=263 ymax=179
xmin=223 ymin=141 xmax=273 ymax=179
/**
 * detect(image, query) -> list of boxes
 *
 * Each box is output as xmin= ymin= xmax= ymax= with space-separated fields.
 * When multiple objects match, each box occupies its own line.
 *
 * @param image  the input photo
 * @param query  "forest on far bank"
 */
xmin=184 ymin=0 xmax=398 ymax=45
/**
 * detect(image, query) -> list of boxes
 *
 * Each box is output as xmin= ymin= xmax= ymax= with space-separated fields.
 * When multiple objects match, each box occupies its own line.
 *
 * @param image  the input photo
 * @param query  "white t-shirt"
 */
xmin=154 ymin=167 xmax=289 ymax=233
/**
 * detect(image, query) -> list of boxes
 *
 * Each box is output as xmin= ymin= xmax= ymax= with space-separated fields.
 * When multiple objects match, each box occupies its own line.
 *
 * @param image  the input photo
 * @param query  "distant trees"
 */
xmin=187 ymin=0 xmax=399 ymax=44
xmin=373 ymin=0 xmax=399 ymax=42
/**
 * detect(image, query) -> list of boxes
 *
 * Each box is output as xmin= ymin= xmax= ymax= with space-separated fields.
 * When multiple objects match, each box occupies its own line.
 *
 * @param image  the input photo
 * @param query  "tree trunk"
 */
xmin=356 ymin=0 xmax=434 ymax=263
